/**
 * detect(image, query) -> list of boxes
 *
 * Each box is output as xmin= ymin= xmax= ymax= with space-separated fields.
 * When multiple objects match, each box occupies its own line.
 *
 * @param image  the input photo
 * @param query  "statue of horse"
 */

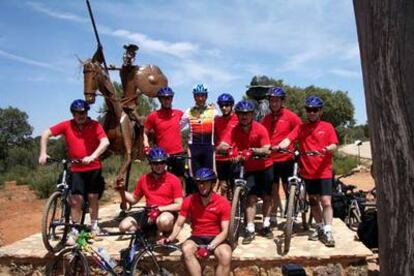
xmin=82 ymin=57 xmax=167 ymax=212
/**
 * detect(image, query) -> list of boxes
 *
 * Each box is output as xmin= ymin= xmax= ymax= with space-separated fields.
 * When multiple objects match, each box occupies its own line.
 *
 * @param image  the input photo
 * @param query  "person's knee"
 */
xmin=215 ymin=245 xmax=232 ymax=265
xmin=308 ymin=196 xmax=319 ymax=206
xmin=70 ymin=195 xmax=83 ymax=208
xmin=119 ymin=218 xmax=137 ymax=232
xmin=247 ymin=195 xmax=257 ymax=206
xmin=157 ymin=213 xmax=174 ymax=231
xmin=321 ymin=197 xmax=332 ymax=208
xmin=182 ymin=242 xmax=197 ymax=259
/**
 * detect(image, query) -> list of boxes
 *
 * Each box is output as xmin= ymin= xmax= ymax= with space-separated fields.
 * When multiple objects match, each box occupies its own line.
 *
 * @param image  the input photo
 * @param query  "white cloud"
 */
xmin=0 ymin=49 xmax=65 ymax=72
xmin=330 ymin=68 xmax=361 ymax=78
xmin=27 ymin=1 xmax=87 ymax=22
xmin=107 ymin=29 xmax=199 ymax=58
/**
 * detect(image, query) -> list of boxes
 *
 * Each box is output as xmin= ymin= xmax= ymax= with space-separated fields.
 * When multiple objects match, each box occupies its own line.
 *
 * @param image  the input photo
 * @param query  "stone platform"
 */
xmin=0 ymin=204 xmax=373 ymax=275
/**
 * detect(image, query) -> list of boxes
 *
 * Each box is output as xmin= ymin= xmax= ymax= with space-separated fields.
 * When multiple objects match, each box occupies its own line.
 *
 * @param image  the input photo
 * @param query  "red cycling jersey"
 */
xmin=261 ymin=107 xmax=302 ymax=162
xmin=49 ymin=119 xmax=107 ymax=172
xmin=133 ymin=172 xmax=183 ymax=206
xmin=144 ymin=108 xmax=184 ymax=154
xmin=214 ymin=113 xmax=238 ymax=161
xmin=180 ymin=193 xmax=231 ymax=236
xmin=287 ymin=120 xmax=338 ymax=179
xmin=222 ymin=121 xmax=273 ymax=172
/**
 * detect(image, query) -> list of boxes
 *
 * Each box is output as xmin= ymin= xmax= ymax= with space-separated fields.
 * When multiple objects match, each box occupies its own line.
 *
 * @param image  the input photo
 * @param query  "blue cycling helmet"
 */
xmin=148 ymin=147 xmax=168 ymax=163
xmin=217 ymin=93 xmax=235 ymax=106
xmin=304 ymin=95 xmax=324 ymax=108
xmin=70 ymin=99 xmax=90 ymax=112
xmin=234 ymin=100 xmax=255 ymax=113
xmin=157 ymin=87 xmax=174 ymax=97
xmin=268 ymin=87 xmax=286 ymax=98
xmin=192 ymin=84 xmax=208 ymax=95
xmin=194 ymin=168 xmax=217 ymax=182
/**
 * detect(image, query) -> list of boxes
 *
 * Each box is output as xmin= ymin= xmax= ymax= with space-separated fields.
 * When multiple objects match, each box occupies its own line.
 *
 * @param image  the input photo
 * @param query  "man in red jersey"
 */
xmin=39 ymin=99 xmax=110 ymax=240
xmin=118 ymin=147 xmax=183 ymax=236
xmin=144 ymin=87 xmax=185 ymax=178
xmin=279 ymin=95 xmax=338 ymax=247
xmin=261 ymin=87 xmax=302 ymax=224
xmin=214 ymin=93 xmax=238 ymax=198
xmin=161 ymin=168 xmax=232 ymax=276
xmin=218 ymin=100 xmax=274 ymax=244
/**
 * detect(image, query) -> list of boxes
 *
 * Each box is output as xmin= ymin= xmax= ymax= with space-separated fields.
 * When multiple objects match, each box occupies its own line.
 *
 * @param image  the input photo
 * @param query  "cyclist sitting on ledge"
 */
xmin=117 ymin=147 xmax=183 ymax=238
xmin=278 ymin=95 xmax=338 ymax=247
xmin=39 ymin=99 xmax=109 ymax=243
xmin=160 ymin=168 xmax=232 ymax=276
xmin=217 ymin=100 xmax=274 ymax=244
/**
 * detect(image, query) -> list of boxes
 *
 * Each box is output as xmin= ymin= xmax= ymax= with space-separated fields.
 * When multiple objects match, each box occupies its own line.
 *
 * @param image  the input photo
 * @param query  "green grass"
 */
xmin=333 ymin=151 xmax=359 ymax=175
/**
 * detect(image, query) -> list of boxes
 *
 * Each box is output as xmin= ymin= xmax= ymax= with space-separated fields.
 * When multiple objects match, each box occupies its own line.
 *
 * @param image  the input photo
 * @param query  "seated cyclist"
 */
xmin=217 ymin=100 xmax=274 ymax=244
xmin=118 ymin=147 xmax=183 ymax=237
xmin=160 ymin=168 xmax=232 ymax=276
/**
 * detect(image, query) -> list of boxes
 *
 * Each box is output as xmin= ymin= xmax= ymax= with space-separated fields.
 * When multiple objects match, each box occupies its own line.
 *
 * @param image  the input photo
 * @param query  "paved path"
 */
xmin=339 ymin=141 xmax=372 ymax=160
xmin=0 ymin=203 xmax=372 ymax=265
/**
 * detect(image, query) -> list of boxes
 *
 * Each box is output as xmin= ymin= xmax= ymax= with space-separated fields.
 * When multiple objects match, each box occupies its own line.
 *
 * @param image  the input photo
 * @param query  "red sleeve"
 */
xmin=258 ymin=124 xmax=270 ymax=145
xmin=221 ymin=198 xmax=231 ymax=221
xmin=133 ymin=177 xmax=144 ymax=199
xmin=291 ymin=112 xmax=302 ymax=129
xmin=95 ymin=122 xmax=107 ymax=139
xmin=171 ymin=175 xmax=183 ymax=199
xmin=49 ymin=121 xmax=69 ymax=136
xmin=179 ymin=196 xmax=191 ymax=218
xmin=287 ymin=124 xmax=301 ymax=142
xmin=144 ymin=112 xmax=154 ymax=130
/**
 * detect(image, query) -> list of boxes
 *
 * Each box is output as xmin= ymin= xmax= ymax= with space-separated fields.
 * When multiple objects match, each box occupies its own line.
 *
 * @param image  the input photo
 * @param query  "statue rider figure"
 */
xmin=120 ymin=44 xmax=144 ymax=125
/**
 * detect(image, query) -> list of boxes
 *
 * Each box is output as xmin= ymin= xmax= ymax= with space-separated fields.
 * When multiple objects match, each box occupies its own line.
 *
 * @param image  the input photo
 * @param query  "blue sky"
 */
xmin=0 ymin=0 xmax=365 ymax=136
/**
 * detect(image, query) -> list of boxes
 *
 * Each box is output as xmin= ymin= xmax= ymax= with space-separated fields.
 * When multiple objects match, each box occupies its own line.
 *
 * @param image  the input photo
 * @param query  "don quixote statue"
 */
xmin=83 ymin=0 xmax=167 ymax=214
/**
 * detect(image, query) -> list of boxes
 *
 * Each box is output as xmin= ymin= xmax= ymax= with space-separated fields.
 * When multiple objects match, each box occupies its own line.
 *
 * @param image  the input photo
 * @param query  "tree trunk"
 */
xmin=353 ymin=1 xmax=414 ymax=275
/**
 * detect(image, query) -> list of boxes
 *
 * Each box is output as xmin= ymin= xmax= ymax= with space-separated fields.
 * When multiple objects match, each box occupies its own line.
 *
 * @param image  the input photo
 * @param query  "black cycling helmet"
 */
xmin=157 ymin=87 xmax=174 ymax=97
xmin=217 ymin=93 xmax=235 ymax=106
xmin=147 ymin=147 xmax=168 ymax=163
xmin=234 ymin=100 xmax=255 ymax=113
xmin=194 ymin=168 xmax=217 ymax=182
xmin=70 ymin=99 xmax=90 ymax=113
xmin=304 ymin=95 xmax=324 ymax=108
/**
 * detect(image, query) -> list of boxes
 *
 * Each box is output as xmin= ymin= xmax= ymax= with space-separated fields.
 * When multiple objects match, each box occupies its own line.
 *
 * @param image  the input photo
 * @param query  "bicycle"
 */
xmin=276 ymin=149 xmax=315 ymax=253
xmin=45 ymin=207 xmax=181 ymax=276
xmin=41 ymin=158 xmax=89 ymax=253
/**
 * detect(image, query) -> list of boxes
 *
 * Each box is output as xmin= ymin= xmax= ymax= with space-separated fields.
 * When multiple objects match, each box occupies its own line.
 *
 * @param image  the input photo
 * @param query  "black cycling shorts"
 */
xmin=245 ymin=166 xmax=273 ymax=197
xmin=272 ymin=160 xmax=294 ymax=185
xmin=215 ymin=160 xmax=234 ymax=181
xmin=188 ymin=144 xmax=214 ymax=175
xmin=71 ymin=169 xmax=105 ymax=198
xmin=167 ymin=153 xmax=186 ymax=177
xmin=187 ymin=235 xmax=230 ymax=247
xmin=304 ymin=178 xmax=333 ymax=196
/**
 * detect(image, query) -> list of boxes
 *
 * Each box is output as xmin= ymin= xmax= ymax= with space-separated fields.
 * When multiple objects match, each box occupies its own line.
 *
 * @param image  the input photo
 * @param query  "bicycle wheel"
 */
xmin=346 ymin=208 xmax=362 ymax=231
xmin=130 ymin=249 xmax=165 ymax=276
xmin=228 ymin=186 xmax=244 ymax=250
xmin=42 ymin=191 xmax=70 ymax=252
xmin=284 ymin=184 xmax=297 ymax=253
xmin=45 ymin=247 xmax=90 ymax=276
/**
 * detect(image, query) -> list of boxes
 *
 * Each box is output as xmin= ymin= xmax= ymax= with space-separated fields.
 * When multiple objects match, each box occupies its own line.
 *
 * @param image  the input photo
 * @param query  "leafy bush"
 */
xmin=333 ymin=152 xmax=358 ymax=175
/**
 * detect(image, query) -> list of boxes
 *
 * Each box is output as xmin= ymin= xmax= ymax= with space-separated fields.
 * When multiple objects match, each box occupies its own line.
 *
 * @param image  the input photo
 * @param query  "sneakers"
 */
xmin=241 ymin=231 xmax=255 ymax=244
xmin=322 ymin=231 xmax=335 ymax=247
xmin=260 ymin=227 xmax=274 ymax=239
xmin=308 ymin=227 xmax=324 ymax=241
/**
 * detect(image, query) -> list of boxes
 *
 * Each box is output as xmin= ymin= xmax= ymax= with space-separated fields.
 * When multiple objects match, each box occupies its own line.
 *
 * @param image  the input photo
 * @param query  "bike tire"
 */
xmin=130 ymin=249 xmax=165 ymax=276
xmin=228 ymin=186 xmax=244 ymax=250
xmin=284 ymin=184 xmax=297 ymax=253
xmin=41 ymin=191 xmax=70 ymax=253
xmin=45 ymin=247 xmax=90 ymax=276
xmin=347 ymin=208 xmax=362 ymax=231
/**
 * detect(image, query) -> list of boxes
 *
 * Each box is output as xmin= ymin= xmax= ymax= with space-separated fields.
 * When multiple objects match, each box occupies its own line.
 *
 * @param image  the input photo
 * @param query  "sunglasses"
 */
xmin=305 ymin=107 xmax=320 ymax=113
xmin=150 ymin=161 xmax=166 ymax=165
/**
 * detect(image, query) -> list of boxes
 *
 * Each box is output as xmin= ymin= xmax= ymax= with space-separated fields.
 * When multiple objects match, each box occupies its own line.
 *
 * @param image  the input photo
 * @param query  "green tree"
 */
xmin=0 ymin=107 xmax=33 ymax=171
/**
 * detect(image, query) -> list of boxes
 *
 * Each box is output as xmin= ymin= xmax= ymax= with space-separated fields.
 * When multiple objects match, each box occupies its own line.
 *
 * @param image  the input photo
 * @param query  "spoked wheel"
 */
xmin=284 ymin=184 xmax=297 ymax=253
xmin=41 ymin=191 xmax=70 ymax=253
xmin=130 ymin=249 xmax=167 ymax=276
xmin=45 ymin=247 xmax=90 ymax=276
xmin=228 ymin=186 xmax=244 ymax=250
xmin=346 ymin=208 xmax=362 ymax=231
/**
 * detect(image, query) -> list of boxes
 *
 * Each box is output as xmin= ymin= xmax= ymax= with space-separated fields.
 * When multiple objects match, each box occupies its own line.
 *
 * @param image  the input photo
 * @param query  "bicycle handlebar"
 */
xmin=46 ymin=157 xmax=82 ymax=164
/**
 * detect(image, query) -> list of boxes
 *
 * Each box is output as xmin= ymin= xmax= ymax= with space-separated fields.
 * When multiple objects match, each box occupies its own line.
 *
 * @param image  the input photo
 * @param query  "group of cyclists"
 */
xmin=38 ymin=83 xmax=338 ymax=275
